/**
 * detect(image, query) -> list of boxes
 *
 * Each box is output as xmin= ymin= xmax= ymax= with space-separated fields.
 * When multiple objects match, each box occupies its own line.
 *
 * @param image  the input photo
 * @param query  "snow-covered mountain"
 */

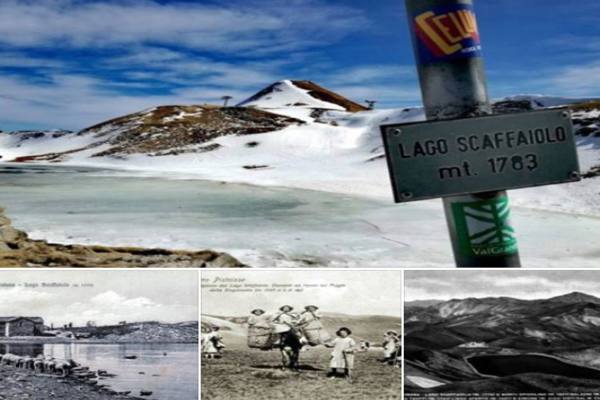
xmin=500 ymin=94 xmax=596 ymax=109
xmin=1 ymin=80 xmax=599 ymax=216
xmin=237 ymin=79 xmax=368 ymax=119
xmin=2 ymin=105 xmax=302 ymax=162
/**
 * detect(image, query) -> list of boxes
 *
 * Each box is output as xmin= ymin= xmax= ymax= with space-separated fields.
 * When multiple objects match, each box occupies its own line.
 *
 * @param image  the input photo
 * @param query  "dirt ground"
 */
xmin=201 ymin=344 xmax=401 ymax=400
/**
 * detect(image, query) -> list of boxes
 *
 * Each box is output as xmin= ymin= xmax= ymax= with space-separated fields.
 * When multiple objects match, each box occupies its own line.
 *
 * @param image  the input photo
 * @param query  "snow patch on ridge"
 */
xmin=237 ymin=80 xmax=346 ymax=114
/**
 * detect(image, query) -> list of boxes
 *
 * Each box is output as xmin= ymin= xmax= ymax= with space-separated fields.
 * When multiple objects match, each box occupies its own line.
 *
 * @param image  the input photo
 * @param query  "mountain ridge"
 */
xmin=1 ymin=79 xmax=599 ymax=220
xmin=405 ymin=291 xmax=600 ymax=393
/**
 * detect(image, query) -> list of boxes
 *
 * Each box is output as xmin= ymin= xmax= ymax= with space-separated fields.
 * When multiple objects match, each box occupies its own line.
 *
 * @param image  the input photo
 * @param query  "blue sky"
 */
xmin=1 ymin=0 xmax=599 ymax=131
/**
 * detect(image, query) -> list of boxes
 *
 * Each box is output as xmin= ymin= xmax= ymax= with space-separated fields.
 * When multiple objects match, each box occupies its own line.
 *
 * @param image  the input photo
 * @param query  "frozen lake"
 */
xmin=0 ymin=164 xmax=598 ymax=267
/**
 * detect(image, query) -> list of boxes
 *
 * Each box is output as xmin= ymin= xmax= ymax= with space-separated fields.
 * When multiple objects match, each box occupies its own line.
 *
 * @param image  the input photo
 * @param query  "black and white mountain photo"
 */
xmin=405 ymin=270 xmax=600 ymax=398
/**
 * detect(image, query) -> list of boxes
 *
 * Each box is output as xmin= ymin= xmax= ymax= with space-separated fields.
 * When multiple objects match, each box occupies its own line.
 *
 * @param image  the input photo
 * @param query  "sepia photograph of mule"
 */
xmin=201 ymin=270 xmax=402 ymax=400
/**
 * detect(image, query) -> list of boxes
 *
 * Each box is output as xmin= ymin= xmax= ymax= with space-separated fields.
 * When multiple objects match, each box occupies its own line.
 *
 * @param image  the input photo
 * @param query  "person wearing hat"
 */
xmin=248 ymin=308 xmax=275 ymax=348
xmin=248 ymin=308 xmax=271 ymax=329
xmin=297 ymin=305 xmax=321 ymax=329
xmin=272 ymin=305 xmax=297 ymax=325
xmin=297 ymin=305 xmax=324 ymax=345
xmin=298 ymin=305 xmax=321 ymax=324
xmin=382 ymin=331 xmax=400 ymax=364
xmin=272 ymin=305 xmax=302 ymax=344
xmin=325 ymin=327 xmax=356 ymax=382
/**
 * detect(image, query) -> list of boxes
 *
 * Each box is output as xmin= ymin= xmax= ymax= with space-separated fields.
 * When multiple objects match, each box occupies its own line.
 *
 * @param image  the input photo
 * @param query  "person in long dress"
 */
xmin=296 ymin=305 xmax=321 ymax=344
xmin=248 ymin=308 xmax=276 ymax=348
xmin=325 ymin=327 xmax=356 ymax=382
xmin=382 ymin=331 xmax=400 ymax=364
xmin=202 ymin=326 xmax=224 ymax=359
xmin=298 ymin=305 xmax=321 ymax=325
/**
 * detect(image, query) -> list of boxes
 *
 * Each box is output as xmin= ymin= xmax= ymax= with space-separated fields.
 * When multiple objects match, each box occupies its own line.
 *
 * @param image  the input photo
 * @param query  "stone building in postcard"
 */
xmin=0 ymin=317 xmax=44 ymax=337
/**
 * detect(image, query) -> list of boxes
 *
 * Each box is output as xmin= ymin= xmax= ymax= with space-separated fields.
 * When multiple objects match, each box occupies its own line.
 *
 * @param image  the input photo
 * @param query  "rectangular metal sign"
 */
xmin=381 ymin=109 xmax=581 ymax=203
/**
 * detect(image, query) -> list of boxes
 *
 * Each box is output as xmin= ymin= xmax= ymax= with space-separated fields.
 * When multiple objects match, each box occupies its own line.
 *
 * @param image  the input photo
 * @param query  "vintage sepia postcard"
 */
xmin=0 ymin=270 xmax=198 ymax=400
xmin=201 ymin=269 xmax=402 ymax=399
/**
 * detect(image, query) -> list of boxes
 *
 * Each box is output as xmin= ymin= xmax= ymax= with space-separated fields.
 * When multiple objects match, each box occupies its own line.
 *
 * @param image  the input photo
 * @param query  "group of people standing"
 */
xmin=202 ymin=304 xmax=401 ymax=383
xmin=249 ymin=304 xmax=359 ymax=382
xmin=248 ymin=304 xmax=320 ymax=344
xmin=201 ymin=326 xmax=225 ymax=359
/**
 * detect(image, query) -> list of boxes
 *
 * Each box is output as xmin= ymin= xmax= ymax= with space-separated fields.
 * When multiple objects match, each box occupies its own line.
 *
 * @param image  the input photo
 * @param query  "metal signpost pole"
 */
xmin=404 ymin=0 xmax=521 ymax=267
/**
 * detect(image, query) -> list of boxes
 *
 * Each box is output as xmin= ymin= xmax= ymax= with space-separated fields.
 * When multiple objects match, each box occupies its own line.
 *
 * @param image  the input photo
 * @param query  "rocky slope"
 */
xmin=1 ymin=80 xmax=369 ymax=163
xmin=9 ymin=105 xmax=302 ymax=162
xmin=0 ymin=207 xmax=244 ymax=268
xmin=0 ymin=364 xmax=138 ymax=400
xmin=494 ymin=96 xmax=600 ymax=138
xmin=406 ymin=292 xmax=600 ymax=348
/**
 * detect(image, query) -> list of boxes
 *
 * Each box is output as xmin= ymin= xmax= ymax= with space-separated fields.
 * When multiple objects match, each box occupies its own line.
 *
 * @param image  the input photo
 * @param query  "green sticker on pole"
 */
xmin=451 ymin=196 xmax=518 ymax=257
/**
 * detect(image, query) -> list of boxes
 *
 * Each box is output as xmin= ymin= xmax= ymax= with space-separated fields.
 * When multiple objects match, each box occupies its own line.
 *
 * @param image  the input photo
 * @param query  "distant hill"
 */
xmin=4 ymin=105 xmax=302 ymax=162
xmin=407 ymin=291 xmax=600 ymax=348
xmin=3 ymin=82 xmax=597 ymax=166
xmin=405 ymin=299 xmax=444 ymax=309
xmin=202 ymin=312 xmax=401 ymax=344
xmin=1 ymin=81 xmax=599 ymax=221
xmin=70 ymin=321 xmax=198 ymax=343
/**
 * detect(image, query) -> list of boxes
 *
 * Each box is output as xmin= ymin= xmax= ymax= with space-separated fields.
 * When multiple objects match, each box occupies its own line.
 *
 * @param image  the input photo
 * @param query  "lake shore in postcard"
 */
xmin=0 ymin=362 xmax=141 ymax=400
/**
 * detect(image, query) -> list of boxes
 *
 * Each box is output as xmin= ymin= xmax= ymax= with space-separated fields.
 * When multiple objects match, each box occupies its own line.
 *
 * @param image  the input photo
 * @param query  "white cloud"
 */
xmin=0 ymin=287 xmax=55 ymax=312
xmin=0 ymin=73 xmax=253 ymax=130
xmin=0 ymin=52 xmax=66 ymax=69
xmin=543 ymin=62 xmax=600 ymax=97
xmin=0 ymin=1 xmax=424 ymax=129
xmin=60 ymin=290 xmax=195 ymax=326
xmin=405 ymin=271 xmax=600 ymax=302
xmin=328 ymin=65 xmax=415 ymax=85
xmin=330 ymin=83 xmax=420 ymax=106
xmin=312 ymin=64 xmax=421 ymax=107
xmin=0 ymin=0 xmax=366 ymax=54
xmin=0 ymin=58 xmax=421 ymax=130
xmin=89 ymin=291 xmax=157 ymax=310
xmin=0 ymin=0 xmax=376 ymax=130
xmin=0 ymin=271 xmax=198 ymax=327
xmin=109 ymin=49 xmax=281 ymax=87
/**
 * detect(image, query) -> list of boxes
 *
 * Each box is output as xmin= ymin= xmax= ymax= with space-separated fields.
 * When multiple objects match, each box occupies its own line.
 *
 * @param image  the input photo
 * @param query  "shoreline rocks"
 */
xmin=0 ymin=207 xmax=246 ymax=268
xmin=0 ymin=364 xmax=140 ymax=400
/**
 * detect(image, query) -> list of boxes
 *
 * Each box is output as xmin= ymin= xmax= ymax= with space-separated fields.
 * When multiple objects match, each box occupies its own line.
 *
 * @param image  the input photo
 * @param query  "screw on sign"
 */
xmin=380 ymin=0 xmax=581 ymax=268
